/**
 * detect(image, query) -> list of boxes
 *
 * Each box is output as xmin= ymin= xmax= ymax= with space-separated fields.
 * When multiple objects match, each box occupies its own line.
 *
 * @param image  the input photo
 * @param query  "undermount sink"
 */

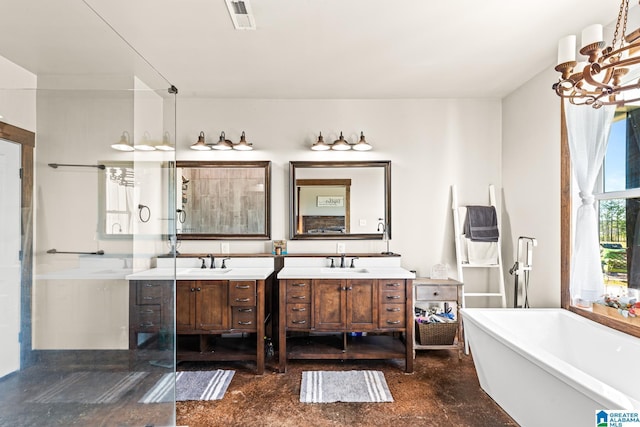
xmin=184 ymin=268 xmax=232 ymax=275
xmin=320 ymin=268 xmax=369 ymax=274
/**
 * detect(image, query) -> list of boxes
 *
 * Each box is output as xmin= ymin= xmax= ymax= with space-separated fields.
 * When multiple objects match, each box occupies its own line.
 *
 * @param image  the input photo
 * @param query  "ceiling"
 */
xmin=0 ymin=0 xmax=628 ymax=98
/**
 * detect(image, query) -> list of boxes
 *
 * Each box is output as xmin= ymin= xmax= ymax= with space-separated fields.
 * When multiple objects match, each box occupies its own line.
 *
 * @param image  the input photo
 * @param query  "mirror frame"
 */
xmin=289 ymin=160 xmax=391 ymax=240
xmin=177 ymin=160 xmax=271 ymax=240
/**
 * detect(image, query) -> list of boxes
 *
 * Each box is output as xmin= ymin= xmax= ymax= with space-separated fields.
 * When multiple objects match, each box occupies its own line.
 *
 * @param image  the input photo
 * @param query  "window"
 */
xmin=597 ymin=108 xmax=640 ymax=297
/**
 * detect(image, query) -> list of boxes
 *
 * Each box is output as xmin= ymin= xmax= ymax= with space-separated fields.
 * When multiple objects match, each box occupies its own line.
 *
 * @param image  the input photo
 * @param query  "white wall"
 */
xmin=502 ymin=67 xmax=562 ymax=307
xmin=174 ymin=98 xmax=503 ymax=279
xmin=0 ymin=55 xmax=36 ymax=131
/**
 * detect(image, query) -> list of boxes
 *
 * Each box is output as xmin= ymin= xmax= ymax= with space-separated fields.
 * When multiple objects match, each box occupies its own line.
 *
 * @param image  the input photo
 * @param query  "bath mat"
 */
xmin=139 ymin=370 xmax=235 ymax=403
xmin=300 ymin=370 xmax=393 ymax=403
xmin=28 ymin=371 xmax=148 ymax=404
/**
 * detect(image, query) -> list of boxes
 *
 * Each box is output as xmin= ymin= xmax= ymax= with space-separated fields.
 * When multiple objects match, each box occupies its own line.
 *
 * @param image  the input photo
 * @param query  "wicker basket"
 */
xmin=416 ymin=321 xmax=458 ymax=345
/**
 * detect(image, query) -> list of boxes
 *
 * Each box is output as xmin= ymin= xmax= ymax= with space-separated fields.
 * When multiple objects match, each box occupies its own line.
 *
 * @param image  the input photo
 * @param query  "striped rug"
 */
xmin=300 ymin=370 xmax=393 ymax=403
xmin=28 ymin=371 xmax=148 ymax=404
xmin=139 ymin=370 xmax=235 ymax=403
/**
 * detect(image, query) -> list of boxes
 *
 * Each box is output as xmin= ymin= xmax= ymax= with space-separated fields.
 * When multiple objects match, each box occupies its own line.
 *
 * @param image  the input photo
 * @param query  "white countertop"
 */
xmin=277 ymin=266 xmax=415 ymax=279
xmin=126 ymin=267 xmax=275 ymax=281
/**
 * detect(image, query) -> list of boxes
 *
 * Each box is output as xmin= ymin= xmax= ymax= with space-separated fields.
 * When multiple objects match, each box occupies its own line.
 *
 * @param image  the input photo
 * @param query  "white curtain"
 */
xmin=565 ymin=100 xmax=615 ymax=302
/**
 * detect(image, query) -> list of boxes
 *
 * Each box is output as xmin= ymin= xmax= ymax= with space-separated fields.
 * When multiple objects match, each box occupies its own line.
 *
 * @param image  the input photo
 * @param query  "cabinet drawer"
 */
xmin=137 ymin=281 xmax=164 ymax=305
xmin=380 ymin=290 xmax=406 ymax=304
xmin=379 ymin=308 xmax=406 ymax=328
xmin=415 ymin=285 xmax=457 ymax=301
xmin=286 ymin=280 xmax=311 ymax=303
xmin=286 ymin=304 xmax=311 ymax=329
xmin=232 ymin=307 xmax=257 ymax=329
xmin=230 ymin=281 xmax=256 ymax=306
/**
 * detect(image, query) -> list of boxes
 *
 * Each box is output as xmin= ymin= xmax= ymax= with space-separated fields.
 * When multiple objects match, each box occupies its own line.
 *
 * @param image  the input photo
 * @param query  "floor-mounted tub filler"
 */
xmin=461 ymin=308 xmax=640 ymax=427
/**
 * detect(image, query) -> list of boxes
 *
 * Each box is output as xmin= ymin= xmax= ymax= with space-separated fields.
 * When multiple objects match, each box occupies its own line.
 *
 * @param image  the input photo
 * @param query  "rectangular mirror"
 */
xmin=176 ymin=161 xmax=271 ymax=240
xmin=289 ymin=161 xmax=391 ymax=240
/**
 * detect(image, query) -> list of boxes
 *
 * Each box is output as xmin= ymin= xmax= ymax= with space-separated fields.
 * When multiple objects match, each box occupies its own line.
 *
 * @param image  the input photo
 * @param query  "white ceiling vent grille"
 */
xmin=225 ymin=0 xmax=256 ymax=30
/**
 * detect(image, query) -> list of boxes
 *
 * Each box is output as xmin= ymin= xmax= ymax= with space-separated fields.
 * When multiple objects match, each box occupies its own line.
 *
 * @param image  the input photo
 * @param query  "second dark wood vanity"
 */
xmin=277 ymin=257 xmax=414 ymax=373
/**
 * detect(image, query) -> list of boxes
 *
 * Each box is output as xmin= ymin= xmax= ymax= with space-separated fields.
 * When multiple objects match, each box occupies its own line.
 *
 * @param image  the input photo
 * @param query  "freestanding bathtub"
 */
xmin=461 ymin=308 xmax=640 ymax=427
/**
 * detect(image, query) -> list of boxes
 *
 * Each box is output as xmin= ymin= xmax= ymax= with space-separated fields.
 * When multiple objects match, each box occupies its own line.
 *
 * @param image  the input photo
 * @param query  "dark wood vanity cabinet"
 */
xmin=129 ymin=280 xmax=173 ymax=351
xmin=175 ymin=279 xmax=265 ymax=374
xmin=279 ymin=278 xmax=413 ymax=373
xmin=314 ymin=279 xmax=377 ymax=330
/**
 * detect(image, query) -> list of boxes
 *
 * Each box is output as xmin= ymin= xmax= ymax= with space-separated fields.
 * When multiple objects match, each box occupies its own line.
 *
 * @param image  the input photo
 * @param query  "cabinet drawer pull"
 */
xmin=237 ymin=321 xmax=253 ymax=325
xmin=292 ymin=307 xmax=306 ymax=312
xmin=145 ymin=283 xmax=160 ymax=287
xmin=235 ymin=298 xmax=250 ymax=302
xmin=386 ymin=307 xmax=400 ymax=312
xmin=292 ymin=320 xmax=307 ymax=324
xmin=140 ymin=322 xmax=155 ymax=328
xmin=291 ymin=295 xmax=306 ymax=300
xmin=238 ymin=308 xmax=253 ymax=313
xmin=291 ymin=283 xmax=306 ymax=287
xmin=143 ymin=296 xmax=154 ymax=300
xmin=341 ymin=286 xmax=353 ymax=291
xmin=140 ymin=309 xmax=155 ymax=314
xmin=385 ymin=283 xmax=400 ymax=287
xmin=386 ymin=295 xmax=401 ymax=300
xmin=386 ymin=320 xmax=401 ymax=324
xmin=235 ymin=285 xmax=251 ymax=289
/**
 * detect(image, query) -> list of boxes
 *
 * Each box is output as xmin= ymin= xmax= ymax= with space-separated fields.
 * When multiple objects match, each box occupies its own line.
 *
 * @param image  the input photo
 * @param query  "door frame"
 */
xmin=0 ymin=121 xmax=35 ymax=368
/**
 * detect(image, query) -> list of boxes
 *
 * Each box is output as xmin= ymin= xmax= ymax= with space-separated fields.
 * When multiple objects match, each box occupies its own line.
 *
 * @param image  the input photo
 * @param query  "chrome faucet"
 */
xmin=208 ymin=254 xmax=216 ymax=269
xmin=378 ymin=218 xmax=392 ymax=255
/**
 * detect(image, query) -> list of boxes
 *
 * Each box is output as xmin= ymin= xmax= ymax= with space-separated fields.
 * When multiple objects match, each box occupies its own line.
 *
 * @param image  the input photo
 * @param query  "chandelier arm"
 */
xmin=583 ymin=64 xmax=614 ymax=90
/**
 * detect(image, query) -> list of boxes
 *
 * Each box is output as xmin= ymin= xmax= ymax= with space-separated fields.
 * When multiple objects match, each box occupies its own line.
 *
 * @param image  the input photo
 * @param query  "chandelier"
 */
xmin=553 ymin=0 xmax=640 ymax=108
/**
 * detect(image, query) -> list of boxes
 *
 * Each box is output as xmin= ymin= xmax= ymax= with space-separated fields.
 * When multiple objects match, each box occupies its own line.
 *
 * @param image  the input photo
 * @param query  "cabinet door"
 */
xmin=347 ymin=279 xmax=378 ymax=330
xmin=313 ymin=279 xmax=345 ymax=330
xmin=176 ymin=281 xmax=197 ymax=331
xmin=196 ymin=280 xmax=229 ymax=331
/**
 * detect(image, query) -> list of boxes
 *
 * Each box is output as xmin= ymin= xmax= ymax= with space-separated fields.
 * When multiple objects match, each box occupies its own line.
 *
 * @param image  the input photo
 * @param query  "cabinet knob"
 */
xmin=433 ymin=292 xmax=439 ymax=296
xmin=196 ymin=287 xmax=201 ymax=292
xmin=190 ymin=288 xmax=196 ymax=292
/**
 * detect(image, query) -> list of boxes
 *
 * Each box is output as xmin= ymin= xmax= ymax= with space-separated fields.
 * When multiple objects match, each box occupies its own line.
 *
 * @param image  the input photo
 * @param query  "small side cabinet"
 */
xmin=413 ymin=278 xmax=463 ymax=358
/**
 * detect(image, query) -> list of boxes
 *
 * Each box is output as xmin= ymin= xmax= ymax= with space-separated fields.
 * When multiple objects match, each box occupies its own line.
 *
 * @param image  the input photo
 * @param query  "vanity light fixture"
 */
xmin=233 ymin=131 xmax=254 ymax=151
xmin=211 ymin=131 xmax=233 ymax=150
xmin=111 ymin=131 xmax=135 ymax=152
xmin=133 ymin=131 xmax=156 ymax=151
xmin=553 ymin=0 xmax=640 ymax=107
xmin=352 ymin=131 xmax=373 ymax=151
xmin=331 ymin=132 xmax=352 ymax=151
xmin=311 ymin=132 xmax=331 ymax=151
xmin=155 ymin=131 xmax=175 ymax=151
xmin=190 ymin=131 xmax=211 ymax=151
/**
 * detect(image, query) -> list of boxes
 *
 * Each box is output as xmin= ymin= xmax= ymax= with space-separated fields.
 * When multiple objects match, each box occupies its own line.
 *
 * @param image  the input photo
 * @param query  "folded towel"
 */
xmin=464 ymin=206 xmax=499 ymax=242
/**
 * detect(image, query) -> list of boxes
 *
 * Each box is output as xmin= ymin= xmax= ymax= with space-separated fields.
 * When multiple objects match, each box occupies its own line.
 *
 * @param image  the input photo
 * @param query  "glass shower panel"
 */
xmin=0 ymin=2 xmax=177 ymax=427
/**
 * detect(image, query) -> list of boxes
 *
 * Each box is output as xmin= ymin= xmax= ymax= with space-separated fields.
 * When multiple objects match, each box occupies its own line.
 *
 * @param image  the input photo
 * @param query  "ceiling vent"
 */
xmin=225 ymin=0 xmax=256 ymax=30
